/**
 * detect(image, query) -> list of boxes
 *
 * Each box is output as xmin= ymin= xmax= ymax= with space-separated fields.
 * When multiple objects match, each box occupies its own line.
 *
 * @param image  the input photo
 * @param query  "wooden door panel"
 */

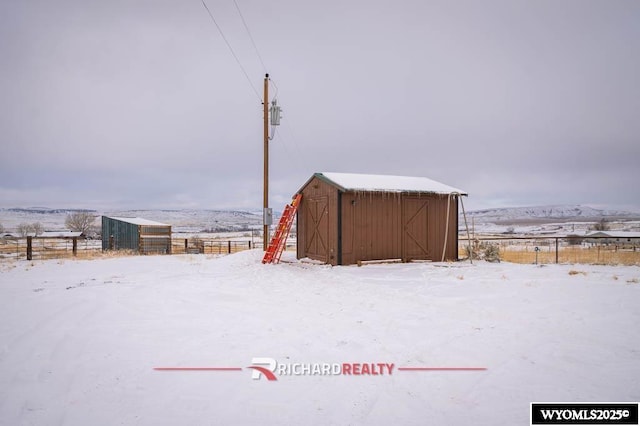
xmin=403 ymin=198 xmax=430 ymax=260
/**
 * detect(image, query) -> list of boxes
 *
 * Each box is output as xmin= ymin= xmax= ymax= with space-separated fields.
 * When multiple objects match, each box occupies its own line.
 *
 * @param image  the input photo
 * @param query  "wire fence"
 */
xmin=0 ymin=237 xmax=103 ymax=261
xmin=1 ymin=235 xmax=638 ymax=266
xmin=0 ymin=237 xmax=297 ymax=261
xmin=172 ymin=239 xmax=257 ymax=255
xmin=459 ymin=236 xmax=640 ymax=266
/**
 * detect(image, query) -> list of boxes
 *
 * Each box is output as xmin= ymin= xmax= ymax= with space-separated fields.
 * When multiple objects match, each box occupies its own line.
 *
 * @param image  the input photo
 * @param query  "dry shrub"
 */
xmin=465 ymin=242 xmax=500 ymax=262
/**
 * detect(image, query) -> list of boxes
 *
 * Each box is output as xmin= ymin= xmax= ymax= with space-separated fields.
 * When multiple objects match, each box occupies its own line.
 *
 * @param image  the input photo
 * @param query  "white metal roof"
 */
xmin=107 ymin=217 xmax=170 ymax=226
xmin=316 ymin=172 xmax=467 ymax=195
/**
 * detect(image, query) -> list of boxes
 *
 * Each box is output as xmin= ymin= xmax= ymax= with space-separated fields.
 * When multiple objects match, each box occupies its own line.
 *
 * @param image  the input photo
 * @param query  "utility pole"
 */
xmin=262 ymin=74 xmax=282 ymax=251
xmin=263 ymin=73 xmax=270 ymax=250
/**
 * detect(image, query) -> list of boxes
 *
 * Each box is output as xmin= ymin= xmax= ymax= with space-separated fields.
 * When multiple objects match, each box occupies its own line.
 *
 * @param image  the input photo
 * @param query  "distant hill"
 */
xmin=101 ymin=209 xmax=262 ymax=233
xmin=465 ymin=205 xmax=640 ymax=225
xmin=3 ymin=207 xmax=97 ymax=214
xmin=3 ymin=205 xmax=639 ymax=233
xmin=0 ymin=208 xmax=262 ymax=233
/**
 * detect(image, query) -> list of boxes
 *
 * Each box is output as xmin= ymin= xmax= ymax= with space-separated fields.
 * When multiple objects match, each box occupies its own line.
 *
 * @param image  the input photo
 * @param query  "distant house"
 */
xmin=102 ymin=217 xmax=172 ymax=254
xmin=41 ymin=231 xmax=84 ymax=238
xmin=296 ymin=172 xmax=467 ymax=265
xmin=584 ymin=231 xmax=640 ymax=245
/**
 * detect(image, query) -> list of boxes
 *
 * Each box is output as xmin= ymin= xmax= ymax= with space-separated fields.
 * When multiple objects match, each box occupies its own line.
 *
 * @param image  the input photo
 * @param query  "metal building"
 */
xmin=296 ymin=172 xmax=467 ymax=265
xmin=102 ymin=216 xmax=172 ymax=254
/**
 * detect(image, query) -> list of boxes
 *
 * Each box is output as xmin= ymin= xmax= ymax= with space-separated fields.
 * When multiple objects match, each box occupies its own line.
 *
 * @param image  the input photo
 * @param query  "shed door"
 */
xmin=303 ymin=195 xmax=329 ymax=262
xmin=403 ymin=198 xmax=430 ymax=261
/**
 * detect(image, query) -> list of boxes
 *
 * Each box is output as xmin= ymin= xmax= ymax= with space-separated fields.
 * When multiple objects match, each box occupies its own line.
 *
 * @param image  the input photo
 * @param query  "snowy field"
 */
xmin=1 ymin=251 xmax=639 ymax=425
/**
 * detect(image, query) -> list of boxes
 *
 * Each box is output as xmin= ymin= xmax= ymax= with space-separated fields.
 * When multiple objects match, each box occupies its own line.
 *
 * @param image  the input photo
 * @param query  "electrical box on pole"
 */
xmin=263 ymin=208 xmax=273 ymax=226
xmin=270 ymin=99 xmax=282 ymax=126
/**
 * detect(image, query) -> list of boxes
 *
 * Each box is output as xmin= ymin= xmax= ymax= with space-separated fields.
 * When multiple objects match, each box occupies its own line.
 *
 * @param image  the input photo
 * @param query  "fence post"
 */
xmin=555 ymin=238 xmax=559 ymax=264
xmin=27 ymin=236 xmax=33 ymax=260
xmin=228 ymin=240 xmax=231 ymax=254
xmin=184 ymin=239 xmax=188 ymax=253
xmin=249 ymin=240 xmax=252 ymax=250
xmin=73 ymin=237 xmax=78 ymax=257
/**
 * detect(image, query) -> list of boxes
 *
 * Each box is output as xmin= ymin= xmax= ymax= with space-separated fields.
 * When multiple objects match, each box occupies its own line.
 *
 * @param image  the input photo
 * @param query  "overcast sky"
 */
xmin=1 ymin=0 xmax=638 ymax=212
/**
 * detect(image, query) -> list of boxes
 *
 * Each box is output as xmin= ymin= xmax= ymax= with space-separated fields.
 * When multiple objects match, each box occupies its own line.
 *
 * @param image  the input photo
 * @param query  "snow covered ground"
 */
xmin=1 ymin=252 xmax=639 ymax=425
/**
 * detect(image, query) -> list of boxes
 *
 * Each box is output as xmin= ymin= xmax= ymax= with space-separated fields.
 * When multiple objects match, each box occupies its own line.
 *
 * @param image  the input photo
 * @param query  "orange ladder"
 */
xmin=262 ymin=193 xmax=302 ymax=264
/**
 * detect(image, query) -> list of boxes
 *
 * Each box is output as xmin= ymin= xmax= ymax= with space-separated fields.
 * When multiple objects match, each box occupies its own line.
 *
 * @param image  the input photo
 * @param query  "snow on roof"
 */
xmin=107 ymin=217 xmax=170 ymax=226
xmin=316 ymin=172 xmax=467 ymax=195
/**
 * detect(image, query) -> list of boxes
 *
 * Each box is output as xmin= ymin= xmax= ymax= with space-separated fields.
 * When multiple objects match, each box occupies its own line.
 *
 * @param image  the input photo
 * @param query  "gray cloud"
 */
xmin=1 ymin=0 xmax=638 ymax=211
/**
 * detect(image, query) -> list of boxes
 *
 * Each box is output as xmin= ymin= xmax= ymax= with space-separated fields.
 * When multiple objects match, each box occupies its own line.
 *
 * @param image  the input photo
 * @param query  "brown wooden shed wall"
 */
xmin=340 ymin=192 xmax=403 ymax=265
xmin=297 ymin=178 xmax=460 ymax=266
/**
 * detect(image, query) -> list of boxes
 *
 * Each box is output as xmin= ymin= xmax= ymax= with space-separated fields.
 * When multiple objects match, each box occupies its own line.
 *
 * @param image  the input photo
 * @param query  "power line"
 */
xmin=277 ymin=118 xmax=303 ymax=158
xmin=269 ymin=77 xmax=279 ymax=100
xmin=231 ymin=0 xmax=268 ymax=74
xmin=230 ymin=0 xmax=279 ymax=99
xmin=200 ymin=0 xmax=261 ymax=101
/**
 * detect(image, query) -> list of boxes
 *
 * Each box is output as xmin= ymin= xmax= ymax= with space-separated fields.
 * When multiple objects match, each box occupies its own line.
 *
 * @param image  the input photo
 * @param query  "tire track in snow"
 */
xmin=0 ymin=290 xmax=104 ymax=425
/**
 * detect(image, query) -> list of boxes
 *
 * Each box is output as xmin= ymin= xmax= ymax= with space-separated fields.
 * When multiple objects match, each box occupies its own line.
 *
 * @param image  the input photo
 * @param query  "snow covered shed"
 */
xmin=102 ymin=216 xmax=172 ymax=254
xmin=296 ymin=172 xmax=467 ymax=266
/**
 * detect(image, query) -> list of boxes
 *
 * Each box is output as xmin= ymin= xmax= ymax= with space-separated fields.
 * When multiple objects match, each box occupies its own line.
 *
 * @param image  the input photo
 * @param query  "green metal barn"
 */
xmin=102 ymin=216 xmax=172 ymax=254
